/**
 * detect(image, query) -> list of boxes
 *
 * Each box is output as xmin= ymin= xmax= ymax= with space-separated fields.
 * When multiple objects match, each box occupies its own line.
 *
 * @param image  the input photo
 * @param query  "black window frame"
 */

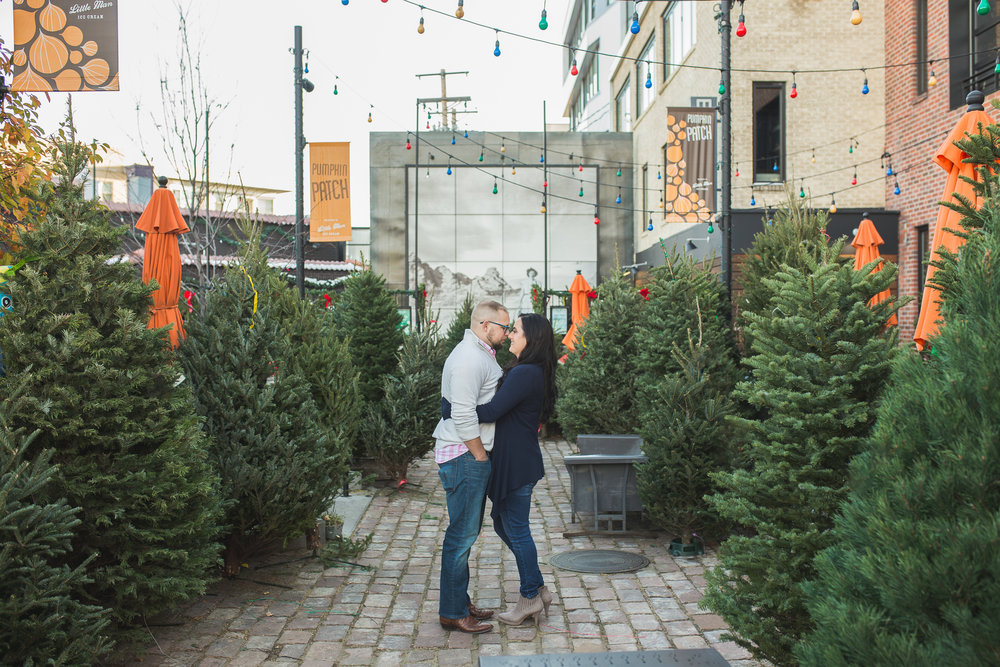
xmin=752 ymin=81 xmax=785 ymax=183
xmin=916 ymin=224 xmax=929 ymax=299
xmin=949 ymin=0 xmax=1000 ymax=108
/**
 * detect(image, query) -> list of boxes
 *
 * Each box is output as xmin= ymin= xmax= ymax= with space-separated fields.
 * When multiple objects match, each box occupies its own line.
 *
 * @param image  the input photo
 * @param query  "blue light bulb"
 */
xmin=304 ymin=63 xmax=309 ymax=73
xmin=494 ymin=40 xmax=501 ymax=57
xmin=446 ymin=166 xmax=452 ymax=175
xmin=616 ymin=193 xmax=622 ymax=204
xmin=657 ymin=170 xmax=662 ymax=180
xmin=540 ymin=154 xmax=544 ymax=163
xmin=862 ymin=80 xmax=869 ymax=95
xmin=451 ymin=135 xmax=456 ymax=145
xmin=894 ymin=184 xmax=901 ymax=195
xmin=341 ymin=0 xmax=348 ymax=4
xmin=647 ymin=220 xmax=653 ymax=231
xmin=630 ymin=11 xmax=640 ymax=34
xmin=645 ymin=71 xmax=652 ymax=89
xmin=750 ymin=195 xmax=756 ymax=206
xmin=886 ymin=165 xmax=893 ymax=175
xmin=464 ymin=130 xmax=469 ymax=138
xmin=772 ymin=161 xmax=778 ymax=172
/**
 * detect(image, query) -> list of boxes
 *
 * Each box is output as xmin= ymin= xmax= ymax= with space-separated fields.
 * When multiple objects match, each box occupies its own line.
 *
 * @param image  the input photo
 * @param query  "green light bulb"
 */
xmin=492 ymin=182 xmax=498 ymax=194
xmin=978 ymin=0 xmax=990 ymax=15
xmin=718 ymin=82 xmax=726 ymax=95
xmin=799 ymin=187 xmax=805 ymax=198
xmin=707 ymin=224 xmax=714 ymax=234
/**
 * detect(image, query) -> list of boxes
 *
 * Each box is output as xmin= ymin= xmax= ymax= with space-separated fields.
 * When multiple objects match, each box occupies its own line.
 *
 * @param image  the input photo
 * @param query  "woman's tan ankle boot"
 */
xmin=538 ymin=585 xmax=554 ymax=616
xmin=497 ymin=594 xmax=544 ymax=626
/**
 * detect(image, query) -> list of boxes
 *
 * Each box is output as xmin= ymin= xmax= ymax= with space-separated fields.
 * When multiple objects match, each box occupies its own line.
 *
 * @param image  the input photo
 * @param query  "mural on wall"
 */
xmin=663 ymin=108 xmax=716 ymax=223
xmin=11 ymin=0 xmax=119 ymax=92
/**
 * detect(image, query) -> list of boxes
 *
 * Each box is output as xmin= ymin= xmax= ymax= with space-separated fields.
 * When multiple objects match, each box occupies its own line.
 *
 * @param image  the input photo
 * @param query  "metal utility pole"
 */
xmin=543 ymin=101 xmax=549 ymax=294
xmin=292 ymin=26 xmax=314 ymax=298
xmin=719 ymin=2 xmax=733 ymax=299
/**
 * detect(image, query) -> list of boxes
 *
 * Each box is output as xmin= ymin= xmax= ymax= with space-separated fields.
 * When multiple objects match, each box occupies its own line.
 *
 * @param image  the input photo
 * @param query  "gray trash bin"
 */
xmin=564 ymin=435 xmax=646 ymax=531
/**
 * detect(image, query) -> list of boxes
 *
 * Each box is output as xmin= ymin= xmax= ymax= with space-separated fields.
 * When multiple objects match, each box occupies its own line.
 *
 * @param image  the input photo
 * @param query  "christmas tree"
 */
xmin=0 ymin=417 xmax=111 ymax=663
xmin=0 ymin=139 xmax=222 ymax=637
xmin=360 ymin=323 xmax=448 ymax=482
xmin=180 ymin=224 xmax=339 ymax=575
xmin=739 ymin=200 xmax=830 ymax=352
xmin=798 ymin=127 xmax=1000 ymax=667
xmin=635 ymin=257 xmax=740 ymax=544
xmin=444 ymin=292 xmax=475 ymax=351
xmin=703 ymin=242 xmax=900 ymax=666
xmin=331 ymin=270 xmax=404 ymax=405
xmin=556 ymin=271 xmax=645 ymax=442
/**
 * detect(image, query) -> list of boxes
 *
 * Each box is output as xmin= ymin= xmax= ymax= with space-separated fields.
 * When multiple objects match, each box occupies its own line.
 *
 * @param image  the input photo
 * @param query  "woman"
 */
xmin=475 ymin=312 xmax=558 ymax=626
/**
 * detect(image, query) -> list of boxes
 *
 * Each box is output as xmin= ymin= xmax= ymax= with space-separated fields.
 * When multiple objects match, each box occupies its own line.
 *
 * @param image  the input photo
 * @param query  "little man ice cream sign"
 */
xmin=309 ymin=142 xmax=351 ymax=242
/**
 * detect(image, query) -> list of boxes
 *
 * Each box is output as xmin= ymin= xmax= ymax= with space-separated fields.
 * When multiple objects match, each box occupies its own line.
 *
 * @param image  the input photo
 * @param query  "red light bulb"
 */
xmin=851 ymin=175 xmax=857 ymax=185
xmin=543 ymin=180 xmax=548 ymax=188
xmin=735 ymin=168 xmax=740 ymax=177
xmin=406 ymin=140 xmax=411 ymax=150
xmin=790 ymin=83 xmax=797 ymax=99
xmin=736 ymin=14 xmax=747 ymax=37
xmin=594 ymin=215 xmax=600 ymax=225
xmin=578 ymin=164 xmax=583 ymax=172
xmin=570 ymin=59 xmax=578 ymax=76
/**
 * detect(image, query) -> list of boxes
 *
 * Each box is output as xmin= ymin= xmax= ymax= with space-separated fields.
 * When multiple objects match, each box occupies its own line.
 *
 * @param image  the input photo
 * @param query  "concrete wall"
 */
xmin=370 ymin=131 xmax=633 ymax=327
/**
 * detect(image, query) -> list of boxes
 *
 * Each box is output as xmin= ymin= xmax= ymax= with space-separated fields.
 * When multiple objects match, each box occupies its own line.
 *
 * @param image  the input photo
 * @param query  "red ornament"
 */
xmin=422 ymin=289 xmax=427 ymax=298
xmin=587 ymin=289 xmax=597 ymax=299
xmin=639 ymin=288 xmax=650 ymax=300
xmin=323 ymin=293 xmax=331 ymax=308
xmin=183 ymin=289 xmax=194 ymax=312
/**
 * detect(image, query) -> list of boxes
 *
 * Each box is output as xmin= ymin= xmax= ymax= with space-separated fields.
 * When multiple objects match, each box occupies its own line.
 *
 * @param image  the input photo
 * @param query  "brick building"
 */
xmin=885 ymin=0 xmax=1000 ymax=342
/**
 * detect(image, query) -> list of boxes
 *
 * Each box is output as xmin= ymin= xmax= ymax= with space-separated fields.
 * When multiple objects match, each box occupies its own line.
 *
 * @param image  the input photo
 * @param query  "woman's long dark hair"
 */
xmin=499 ymin=312 xmax=558 ymax=423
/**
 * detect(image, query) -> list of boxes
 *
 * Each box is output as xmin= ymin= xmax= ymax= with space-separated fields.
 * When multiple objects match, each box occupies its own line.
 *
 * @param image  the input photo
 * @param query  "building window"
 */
xmin=753 ymin=82 xmax=785 ymax=182
xmin=642 ymin=164 xmax=648 ymax=222
xmin=916 ymin=0 xmax=928 ymax=94
xmin=916 ymin=224 xmax=929 ymax=299
xmin=257 ymin=198 xmax=274 ymax=214
xmin=636 ymin=36 xmax=656 ymax=117
xmin=100 ymin=180 xmax=113 ymax=202
xmin=663 ymin=1 xmax=696 ymax=80
xmin=949 ymin=0 xmax=1000 ymax=107
xmin=616 ymin=77 xmax=632 ymax=131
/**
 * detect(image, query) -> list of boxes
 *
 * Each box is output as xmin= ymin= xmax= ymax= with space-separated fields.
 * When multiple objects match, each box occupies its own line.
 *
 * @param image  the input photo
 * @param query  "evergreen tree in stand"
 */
xmin=0 ymin=139 xmax=222 ymax=640
xmin=0 ymin=419 xmax=112 ymax=662
xmin=703 ymin=239 xmax=901 ymax=666
xmin=798 ymin=126 xmax=1000 ymax=666
xmin=180 ymin=221 xmax=338 ymax=576
xmin=555 ymin=271 xmax=645 ymax=442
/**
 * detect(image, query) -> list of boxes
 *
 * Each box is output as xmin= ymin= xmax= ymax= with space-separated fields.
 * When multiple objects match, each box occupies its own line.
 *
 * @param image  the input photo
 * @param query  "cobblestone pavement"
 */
xmin=131 ymin=439 xmax=756 ymax=666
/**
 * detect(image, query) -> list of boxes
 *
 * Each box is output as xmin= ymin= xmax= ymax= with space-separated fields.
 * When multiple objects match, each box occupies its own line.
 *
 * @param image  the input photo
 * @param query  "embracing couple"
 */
xmin=433 ymin=300 xmax=558 ymax=634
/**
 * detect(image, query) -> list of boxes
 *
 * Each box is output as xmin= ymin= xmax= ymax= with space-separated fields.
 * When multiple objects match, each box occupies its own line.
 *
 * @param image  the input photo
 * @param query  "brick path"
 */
xmin=131 ymin=439 xmax=756 ymax=666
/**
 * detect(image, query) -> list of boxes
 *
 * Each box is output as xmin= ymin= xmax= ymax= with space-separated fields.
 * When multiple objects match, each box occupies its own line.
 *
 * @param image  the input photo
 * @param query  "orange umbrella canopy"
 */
xmin=135 ymin=179 xmax=190 ymax=349
xmin=561 ymin=271 xmax=592 ymax=351
xmin=913 ymin=94 xmax=994 ymax=350
xmin=851 ymin=218 xmax=896 ymax=326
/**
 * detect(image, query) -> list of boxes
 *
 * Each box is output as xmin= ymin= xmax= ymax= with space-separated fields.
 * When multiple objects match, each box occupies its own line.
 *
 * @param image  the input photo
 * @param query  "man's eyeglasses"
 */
xmin=481 ymin=320 xmax=510 ymax=333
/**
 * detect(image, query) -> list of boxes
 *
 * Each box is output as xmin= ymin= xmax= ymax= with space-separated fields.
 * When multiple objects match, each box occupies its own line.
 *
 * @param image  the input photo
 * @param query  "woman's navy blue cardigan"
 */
xmin=475 ymin=363 xmax=545 ymax=514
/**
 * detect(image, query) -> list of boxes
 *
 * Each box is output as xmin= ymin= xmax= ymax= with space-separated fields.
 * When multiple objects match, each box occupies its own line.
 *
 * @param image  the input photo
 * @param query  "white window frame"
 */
xmin=636 ymin=36 xmax=656 ymax=117
xmin=616 ymin=77 xmax=632 ymax=131
xmin=663 ymin=1 xmax=696 ymax=81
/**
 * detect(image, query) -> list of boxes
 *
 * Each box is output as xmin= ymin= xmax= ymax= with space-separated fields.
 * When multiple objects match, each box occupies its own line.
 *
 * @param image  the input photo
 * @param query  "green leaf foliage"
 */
xmin=635 ymin=255 xmax=741 ymax=542
xmin=0 ymin=141 xmax=223 ymax=639
xmin=360 ymin=323 xmax=448 ymax=482
xmin=555 ymin=271 xmax=645 ymax=442
xmin=703 ymin=241 xmax=901 ymax=666
xmin=179 ymin=227 xmax=340 ymax=575
xmin=797 ymin=127 xmax=1000 ymax=667
xmin=331 ymin=270 xmax=404 ymax=404
xmin=0 ymin=422 xmax=112 ymax=663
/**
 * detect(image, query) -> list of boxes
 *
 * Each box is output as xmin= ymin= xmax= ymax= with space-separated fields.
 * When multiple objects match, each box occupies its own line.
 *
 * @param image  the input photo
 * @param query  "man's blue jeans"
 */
xmin=438 ymin=451 xmax=491 ymax=619
xmin=492 ymin=482 xmax=544 ymax=599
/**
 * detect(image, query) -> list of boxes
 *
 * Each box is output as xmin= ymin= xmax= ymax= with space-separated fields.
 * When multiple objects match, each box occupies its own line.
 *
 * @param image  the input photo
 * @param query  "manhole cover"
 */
xmin=549 ymin=549 xmax=650 ymax=574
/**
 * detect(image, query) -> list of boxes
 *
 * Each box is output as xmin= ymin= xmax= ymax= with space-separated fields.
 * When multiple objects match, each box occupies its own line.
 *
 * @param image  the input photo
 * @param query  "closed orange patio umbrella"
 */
xmin=851 ymin=217 xmax=896 ymax=326
xmin=914 ymin=91 xmax=993 ymax=350
xmin=561 ymin=270 xmax=592 ymax=351
xmin=135 ymin=177 xmax=190 ymax=348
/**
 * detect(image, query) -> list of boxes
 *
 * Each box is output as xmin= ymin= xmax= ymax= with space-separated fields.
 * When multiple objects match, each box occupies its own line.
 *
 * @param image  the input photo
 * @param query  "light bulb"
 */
xmin=617 ymin=166 xmax=622 ymax=177
xmin=543 ymin=180 xmax=548 ymax=188
xmin=341 ymin=0 xmax=348 ymax=4
xmin=578 ymin=185 xmax=584 ymax=197
xmin=811 ymin=152 xmax=816 ymax=163
xmin=616 ymin=193 xmax=622 ymax=204
xmin=456 ymin=0 xmax=464 ymax=18
xmin=451 ymin=135 xmax=456 ymax=145
xmin=631 ymin=11 xmax=640 ymax=34
xmin=539 ymin=9 xmax=548 ymax=30
xmin=368 ymin=112 xmax=372 ymax=123
xmin=579 ymin=163 xmax=583 ymax=172
xmin=736 ymin=14 xmax=746 ymax=37
xmin=647 ymin=220 xmax=653 ymax=231
xmin=887 ymin=165 xmax=893 ymax=176
xmin=511 ymin=166 xmax=516 ymax=175
xmin=772 ymin=161 xmax=778 ymax=172
xmin=707 ymin=224 xmax=714 ymax=234
xmin=929 ymin=70 xmax=937 ymax=86
xmin=540 ymin=154 xmax=545 ymax=163
xmin=304 ymin=63 xmax=309 ymax=73
xmin=417 ymin=17 xmax=424 ymax=33
xmin=978 ymin=0 xmax=991 ymax=16
xmin=333 ymin=85 xmax=338 ymax=95
xmin=735 ymin=167 xmax=740 ymax=177
xmin=790 ymin=83 xmax=797 ymax=98
xmin=594 ymin=215 xmax=600 ymax=225
xmin=862 ymin=78 xmax=869 ymax=95
xmin=851 ymin=0 xmax=862 ymax=24
xmin=718 ymin=80 xmax=726 ymax=95
xmin=646 ymin=71 xmax=652 ymax=89
xmin=830 ymin=198 xmax=837 ymax=213
xmin=405 ymin=139 xmax=411 ymax=150
xmin=750 ymin=195 xmax=756 ymax=206
xmin=851 ymin=174 xmax=857 ymax=185
xmin=446 ymin=165 xmax=452 ymax=175
xmin=479 ymin=151 xmax=484 ymax=162
xmin=464 ymin=130 xmax=469 ymax=138
xmin=894 ymin=182 xmax=901 ymax=195
xmin=501 ymin=143 xmax=506 ymax=153
xmin=657 ymin=170 xmax=662 ymax=180
xmin=541 ymin=201 xmax=547 ymax=213
xmin=799 ymin=186 xmax=805 ymax=198
xmin=494 ymin=40 xmax=501 ymax=57
xmin=571 ymin=59 xmax=578 ymax=76
xmin=492 ymin=181 xmax=498 ymax=194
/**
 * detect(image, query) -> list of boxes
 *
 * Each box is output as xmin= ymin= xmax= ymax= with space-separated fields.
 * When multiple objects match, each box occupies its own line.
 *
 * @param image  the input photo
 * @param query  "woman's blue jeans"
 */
xmin=438 ymin=451 xmax=491 ymax=619
xmin=493 ymin=482 xmax=544 ymax=599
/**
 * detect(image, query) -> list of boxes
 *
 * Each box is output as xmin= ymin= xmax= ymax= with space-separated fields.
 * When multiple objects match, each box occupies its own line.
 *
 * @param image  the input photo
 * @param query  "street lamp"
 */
xmin=294 ymin=25 xmax=314 ymax=299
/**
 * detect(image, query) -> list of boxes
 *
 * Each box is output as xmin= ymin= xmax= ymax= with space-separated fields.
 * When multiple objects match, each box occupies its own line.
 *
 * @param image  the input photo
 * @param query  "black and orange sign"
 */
xmin=309 ymin=142 xmax=351 ymax=242
xmin=11 ymin=0 xmax=119 ymax=92
xmin=663 ymin=107 xmax=716 ymax=223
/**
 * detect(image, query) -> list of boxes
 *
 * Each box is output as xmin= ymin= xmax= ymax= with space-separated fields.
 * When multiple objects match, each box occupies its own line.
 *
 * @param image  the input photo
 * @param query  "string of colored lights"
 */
xmin=390 ymin=0 xmax=996 ymax=79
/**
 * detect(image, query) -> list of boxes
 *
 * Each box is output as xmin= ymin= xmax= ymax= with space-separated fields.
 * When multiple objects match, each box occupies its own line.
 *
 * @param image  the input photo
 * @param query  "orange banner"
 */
xmin=309 ymin=142 xmax=351 ymax=242
xmin=11 ymin=0 xmax=120 ymax=92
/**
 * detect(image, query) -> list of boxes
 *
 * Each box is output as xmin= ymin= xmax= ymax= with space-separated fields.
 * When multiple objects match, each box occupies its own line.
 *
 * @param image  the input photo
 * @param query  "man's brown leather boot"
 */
xmin=468 ymin=602 xmax=494 ymax=620
xmin=439 ymin=615 xmax=493 ymax=634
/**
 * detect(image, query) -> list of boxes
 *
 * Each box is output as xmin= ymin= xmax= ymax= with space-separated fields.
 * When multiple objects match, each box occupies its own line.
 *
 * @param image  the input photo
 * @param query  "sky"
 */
xmin=1 ymin=0 xmax=574 ymax=220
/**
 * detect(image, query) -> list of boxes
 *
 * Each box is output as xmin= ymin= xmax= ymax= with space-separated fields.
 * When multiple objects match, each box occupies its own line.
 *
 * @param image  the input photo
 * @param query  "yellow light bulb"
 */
xmin=830 ymin=204 xmax=837 ymax=214
xmin=929 ymin=72 xmax=938 ymax=86
xmin=417 ymin=17 xmax=425 ymax=34
xmin=456 ymin=6 xmax=464 ymax=18
xmin=541 ymin=204 xmax=547 ymax=213
xmin=850 ymin=9 xmax=862 ymax=24
xmin=368 ymin=112 xmax=372 ymax=123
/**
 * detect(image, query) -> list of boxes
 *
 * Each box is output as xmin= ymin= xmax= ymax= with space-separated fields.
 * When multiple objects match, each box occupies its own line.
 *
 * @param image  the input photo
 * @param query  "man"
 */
xmin=433 ymin=300 xmax=510 ymax=634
